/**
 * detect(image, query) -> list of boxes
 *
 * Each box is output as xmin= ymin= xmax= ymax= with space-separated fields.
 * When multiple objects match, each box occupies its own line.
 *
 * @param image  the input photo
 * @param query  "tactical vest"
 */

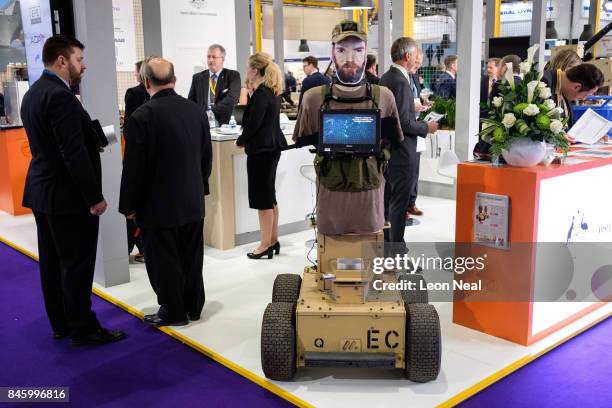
xmin=314 ymin=83 xmax=390 ymax=192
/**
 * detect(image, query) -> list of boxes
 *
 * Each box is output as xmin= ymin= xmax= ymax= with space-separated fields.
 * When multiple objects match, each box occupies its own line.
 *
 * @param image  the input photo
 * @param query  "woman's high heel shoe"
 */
xmin=271 ymin=241 xmax=280 ymax=255
xmin=247 ymin=247 xmax=274 ymax=259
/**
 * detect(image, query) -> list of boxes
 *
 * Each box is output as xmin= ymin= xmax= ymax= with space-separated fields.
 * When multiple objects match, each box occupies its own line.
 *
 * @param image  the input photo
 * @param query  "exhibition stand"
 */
xmin=205 ymin=123 xmax=314 ymax=250
xmin=0 ymin=127 xmax=31 ymax=216
xmin=454 ymin=148 xmax=612 ymax=345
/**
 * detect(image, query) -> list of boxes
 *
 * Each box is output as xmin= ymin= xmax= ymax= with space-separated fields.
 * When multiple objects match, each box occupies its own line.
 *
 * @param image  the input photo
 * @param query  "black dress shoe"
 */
xmin=247 ymin=247 xmax=274 ymax=259
xmin=143 ymin=313 xmax=188 ymax=327
xmin=70 ymin=328 xmax=126 ymax=346
xmin=53 ymin=330 xmax=69 ymax=339
xmin=188 ymin=313 xmax=201 ymax=321
xmin=271 ymin=241 xmax=280 ymax=255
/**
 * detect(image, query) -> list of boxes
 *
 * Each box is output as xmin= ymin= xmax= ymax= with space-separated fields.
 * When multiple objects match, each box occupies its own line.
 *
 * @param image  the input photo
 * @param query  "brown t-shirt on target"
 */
xmin=293 ymin=83 xmax=403 ymax=235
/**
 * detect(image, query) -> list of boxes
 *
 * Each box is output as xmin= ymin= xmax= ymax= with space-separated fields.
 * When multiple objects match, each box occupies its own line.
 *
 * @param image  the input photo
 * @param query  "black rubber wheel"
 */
xmin=399 ymin=273 xmax=429 ymax=304
xmin=261 ymin=302 xmax=297 ymax=381
xmin=405 ymin=303 xmax=441 ymax=383
xmin=272 ymin=274 xmax=302 ymax=303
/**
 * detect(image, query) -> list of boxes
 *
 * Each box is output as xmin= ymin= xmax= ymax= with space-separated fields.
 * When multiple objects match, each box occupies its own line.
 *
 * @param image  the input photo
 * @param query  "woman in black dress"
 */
xmin=236 ymin=53 xmax=287 ymax=259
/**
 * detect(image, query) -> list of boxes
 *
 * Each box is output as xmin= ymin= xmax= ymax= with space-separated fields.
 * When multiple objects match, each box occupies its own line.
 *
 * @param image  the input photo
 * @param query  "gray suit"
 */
xmin=379 ymin=66 xmax=427 ymax=246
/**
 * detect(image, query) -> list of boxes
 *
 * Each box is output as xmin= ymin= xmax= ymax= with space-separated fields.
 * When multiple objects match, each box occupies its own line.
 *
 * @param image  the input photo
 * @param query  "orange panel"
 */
xmin=0 ymin=128 xmax=31 ymax=215
xmin=453 ymin=158 xmax=612 ymax=345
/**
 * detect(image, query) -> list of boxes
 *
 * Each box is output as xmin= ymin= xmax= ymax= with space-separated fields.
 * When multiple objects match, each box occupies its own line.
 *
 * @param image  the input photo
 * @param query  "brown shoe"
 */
xmin=407 ymin=205 xmax=423 ymax=216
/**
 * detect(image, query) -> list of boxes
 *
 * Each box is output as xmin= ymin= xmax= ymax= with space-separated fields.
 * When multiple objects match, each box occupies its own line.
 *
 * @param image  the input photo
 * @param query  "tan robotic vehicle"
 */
xmin=260 ymin=230 xmax=441 ymax=382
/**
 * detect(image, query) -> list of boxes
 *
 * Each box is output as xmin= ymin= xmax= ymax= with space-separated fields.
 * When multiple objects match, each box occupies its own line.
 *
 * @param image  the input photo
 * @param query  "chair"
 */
xmin=437 ymin=150 xmax=460 ymax=179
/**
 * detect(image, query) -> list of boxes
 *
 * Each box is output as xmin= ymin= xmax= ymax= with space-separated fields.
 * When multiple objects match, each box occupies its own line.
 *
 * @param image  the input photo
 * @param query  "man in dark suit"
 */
xmin=434 ymin=54 xmax=457 ymax=99
xmin=20 ymin=35 xmax=126 ymax=345
xmin=120 ymin=57 xmax=212 ymax=327
xmin=365 ymin=54 xmax=380 ymax=84
xmin=188 ymin=44 xmax=241 ymax=125
xmin=299 ymin=55 xmax=331 ymax=106
xmin=123 ymin=60 xmax=149 ymax=263
xmin=542 ymin=63 xmax=604 ymax=131
xmin=380 ymin=37 xmax=438 ymax=249
xmin=407 ymin=47 xmax=429 ymax=217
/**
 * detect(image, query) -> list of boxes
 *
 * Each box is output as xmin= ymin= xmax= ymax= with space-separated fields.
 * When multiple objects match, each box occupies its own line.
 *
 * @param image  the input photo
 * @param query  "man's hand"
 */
xmin=126 ymin=213 xmax=137 ymax=220
xmin=427 ymin=121 xmax=439 ymax=134
xmin=415 ymin=103 xmax=428 ymax=113
xmin=90 ymin=199 xmax=107 ymax=216
xmin=565 ymin=133 xmax=576 ymax=144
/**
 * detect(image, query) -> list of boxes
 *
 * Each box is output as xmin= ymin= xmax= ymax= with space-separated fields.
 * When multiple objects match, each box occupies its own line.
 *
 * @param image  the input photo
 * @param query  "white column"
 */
xmin=530 ymin=0 xmax=546 ymax=63
xmin=377 ymin=0 xmax=391 ymax=74
xmin=454 ymin=0 xmax=483 ymax=162
xmin=391 ymin=0 xmax=404 ymax=41
xmin=273 ymin=0 xmax=284 ymax=73
xmin=72 ymin=0 xmax=130 ymax=287
xmin=235 ymin=0 xmax=251 ymax=76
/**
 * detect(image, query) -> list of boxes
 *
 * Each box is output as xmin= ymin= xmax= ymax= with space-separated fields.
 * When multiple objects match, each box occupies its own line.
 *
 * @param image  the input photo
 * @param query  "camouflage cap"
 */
xmin=331 ymin=20 xmax=367 ymax=43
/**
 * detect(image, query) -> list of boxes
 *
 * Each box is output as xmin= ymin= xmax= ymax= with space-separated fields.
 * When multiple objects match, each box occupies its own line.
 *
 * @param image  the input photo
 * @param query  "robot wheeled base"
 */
xmin=260 ymin=231 xmax=442 ymax=382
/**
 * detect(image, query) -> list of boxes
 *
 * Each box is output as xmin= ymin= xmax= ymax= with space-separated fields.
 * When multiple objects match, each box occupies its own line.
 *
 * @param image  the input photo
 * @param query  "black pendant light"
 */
xmin=579 ymin=24 xmax=594 ymax=42
xmin=546 ymin=21 xmax=558 ymax=39
xmin=339 ymin=0 xmax=374 ymax=9
xmin=298 ymin=39 xmax=310 ymax=52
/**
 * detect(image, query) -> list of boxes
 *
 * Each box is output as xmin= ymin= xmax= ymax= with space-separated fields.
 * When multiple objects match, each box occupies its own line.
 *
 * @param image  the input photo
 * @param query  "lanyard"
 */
xmin=209 ymin=75 xmax=218 ymax=96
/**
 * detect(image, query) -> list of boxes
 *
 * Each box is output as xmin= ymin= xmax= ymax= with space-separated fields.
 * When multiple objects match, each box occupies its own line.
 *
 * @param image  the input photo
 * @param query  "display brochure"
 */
xmin=568 ymin=108 xmax=612 ymax=144
xmin=570 ymin=149 xmax=612 ymax=158
xmin=423 ymin=111 xmax=445 ymax=123
xmin=474 ymin=192 xmax=510 ymax=249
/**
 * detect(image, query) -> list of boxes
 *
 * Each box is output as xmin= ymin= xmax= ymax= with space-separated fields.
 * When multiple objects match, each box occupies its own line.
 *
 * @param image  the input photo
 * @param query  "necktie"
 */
xmin=209 ymin=73 xmax=218 ymax=108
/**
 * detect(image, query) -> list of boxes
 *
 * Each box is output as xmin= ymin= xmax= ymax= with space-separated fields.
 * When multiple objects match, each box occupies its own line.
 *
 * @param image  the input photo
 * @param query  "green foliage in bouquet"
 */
xmin=424 ymin=97 xmax=456 ymax=130
xmin=479 ymin=44 xmax=570 ymax=158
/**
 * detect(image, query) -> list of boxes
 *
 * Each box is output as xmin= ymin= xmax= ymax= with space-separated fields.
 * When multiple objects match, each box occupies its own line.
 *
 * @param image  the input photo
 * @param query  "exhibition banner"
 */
xmin=112 ymin=0 xmax=137 ymax=72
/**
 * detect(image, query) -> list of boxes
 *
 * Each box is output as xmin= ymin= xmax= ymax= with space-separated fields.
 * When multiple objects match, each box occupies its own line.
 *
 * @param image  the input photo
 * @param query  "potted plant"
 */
xmin=479 ymin=44 xmax=569 ymax=167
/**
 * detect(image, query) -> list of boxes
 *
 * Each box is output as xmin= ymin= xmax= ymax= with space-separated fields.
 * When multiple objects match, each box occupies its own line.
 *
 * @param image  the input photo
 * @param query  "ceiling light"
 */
xmin=298 ymin=39 xmax=310 ymax=52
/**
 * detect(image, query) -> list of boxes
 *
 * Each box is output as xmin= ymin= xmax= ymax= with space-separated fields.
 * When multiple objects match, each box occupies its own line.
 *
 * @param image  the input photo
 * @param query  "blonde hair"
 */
xmin=549 ymin=49 xmax=582 ymax=72
xmin=248 ymin=52 xmax=283 ymax=96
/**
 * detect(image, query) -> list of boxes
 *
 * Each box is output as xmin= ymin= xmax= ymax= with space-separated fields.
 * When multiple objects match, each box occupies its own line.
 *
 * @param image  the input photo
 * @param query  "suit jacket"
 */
xmin=380 ymin=67 xmax=429 ymax=166
xmin=365 ymin=71 xmax=380 ymax=85
xmin=188 ymin=68 xmax=241 ymax=125
xmin=299 ymin=71 xmax=331 ymax=105
xmin=434 ymin=72 xmax=456 ymax=99
xmin=541 ymin=69 xmax=574 ymax=126
xmin=124 ymin=83 xmax=150 ymax=127
xmin=411 ymin=73 xmax=422 ymax=96
xmin=20 ymin=71 xmax=103 ymax=215
xmin=236 ymin=85 xmax=287 ymax=155
xmin=119 ymin=88 xmax=213 ymax=228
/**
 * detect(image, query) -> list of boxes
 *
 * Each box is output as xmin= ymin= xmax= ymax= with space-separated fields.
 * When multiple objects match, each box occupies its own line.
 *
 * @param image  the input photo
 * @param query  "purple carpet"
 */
xmin=0 ymin=242 xmax=293 ymax=408
xmin=460 ymin=316 xmax=611 ymax=407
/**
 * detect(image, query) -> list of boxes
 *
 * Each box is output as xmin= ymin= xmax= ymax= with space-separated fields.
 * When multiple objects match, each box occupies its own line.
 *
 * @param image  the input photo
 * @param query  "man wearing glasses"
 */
xmin=299 ymin=55 xmax=331 ymax=106
xmin=188 ymin=44 xmax=241 ymax=125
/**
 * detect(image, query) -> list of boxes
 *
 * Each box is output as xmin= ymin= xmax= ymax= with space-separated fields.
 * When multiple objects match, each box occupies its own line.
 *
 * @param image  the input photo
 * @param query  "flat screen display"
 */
xmin=320 ymin=109 xmax=380 ymax=153
xmin=19 ymin=0 xmax=54 ymax=85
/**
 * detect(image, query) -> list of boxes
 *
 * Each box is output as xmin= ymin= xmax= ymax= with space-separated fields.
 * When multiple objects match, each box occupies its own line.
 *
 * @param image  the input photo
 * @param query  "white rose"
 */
xmin=492 ymin=96 xmax=503 ymax=108
xmin=523 ymin=104 xmax=540 ymax=116
xmin=539 ymin=87 xmax=552 ymax=99
xmin=519 ymin=61 xmax=531 ymax=75
xmin=538 ymin=81 xmax=547 ymax=89
xmin=543 ymin=99 xmax=556 ymax=110
xmin=502 ymin=113 xmax=517 ymax=129
xmin=550 ymin=119 xmax=564 ymax=134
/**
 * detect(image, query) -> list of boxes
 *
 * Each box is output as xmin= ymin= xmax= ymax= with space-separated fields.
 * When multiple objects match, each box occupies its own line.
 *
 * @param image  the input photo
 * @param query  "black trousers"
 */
xmin=409 ymin=152 xmax=421 ymax=206
xmin=384 ymin=164 xmax=416 ymax=247
xmin=33 ymin=212 xmax=100 ymax=335
xmin=141 ymin=219 xmax=205 ymax=320
xmin=126 ymin=218 xmax=143 ymax=254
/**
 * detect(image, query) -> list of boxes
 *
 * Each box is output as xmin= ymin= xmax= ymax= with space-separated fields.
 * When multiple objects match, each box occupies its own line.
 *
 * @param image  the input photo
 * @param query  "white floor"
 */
xmin=1 ymin=196 xmax=609 ymax=408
